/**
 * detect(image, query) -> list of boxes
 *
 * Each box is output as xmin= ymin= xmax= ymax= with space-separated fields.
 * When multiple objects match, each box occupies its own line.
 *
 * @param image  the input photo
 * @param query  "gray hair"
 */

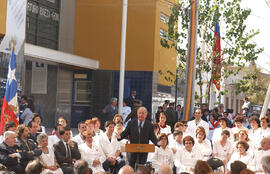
xmin=3 ymin=131 xmax=16 ymax=140
xmin=261 ymin=155 xmax=270 ymax=173
xmin=37 ymin=133 xmax=48 ymax=143
xmin=111 ymin=97 xmax=118 ymax=103
xmin=137 ymin=106 xmax=148 ymax=114
xmin=159 ymin=164 xmax=173 ymax=174
xmin=119 ymin=165 xmax=134 ymax=174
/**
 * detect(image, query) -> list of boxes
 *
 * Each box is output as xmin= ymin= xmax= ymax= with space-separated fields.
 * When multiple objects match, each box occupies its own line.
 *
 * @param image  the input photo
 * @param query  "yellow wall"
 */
xmin=0 ymin=0 xmax=7 ymax=37
xmin=74 ymin=0 xmax=176 ymax=86
xmin=154 ymin=0 xmax=177 ymax=86
xmin=74 ymin=0 xmax=156 ymax=71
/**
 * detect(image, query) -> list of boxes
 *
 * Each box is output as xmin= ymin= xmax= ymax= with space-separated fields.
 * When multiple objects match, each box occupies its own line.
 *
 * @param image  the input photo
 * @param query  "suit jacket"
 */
xmin=0 ymin=142 xmax=22 ymax=171
xmin=120 ymin=119 xmax=157 ymax=145
xmin=15 ymin=138 xmax=42 ymax=168
xmin=54 ymin=140 xmax=81 ymax=166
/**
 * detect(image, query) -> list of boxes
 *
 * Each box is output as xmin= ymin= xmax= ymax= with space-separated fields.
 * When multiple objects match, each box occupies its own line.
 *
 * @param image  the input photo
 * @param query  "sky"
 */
xmin=241 ymin=0 xmax=270 ymax=73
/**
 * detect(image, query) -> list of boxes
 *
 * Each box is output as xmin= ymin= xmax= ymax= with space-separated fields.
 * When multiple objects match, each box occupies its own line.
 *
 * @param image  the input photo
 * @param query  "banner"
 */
xmin=0 ymin=0 xmax=26 ymax=54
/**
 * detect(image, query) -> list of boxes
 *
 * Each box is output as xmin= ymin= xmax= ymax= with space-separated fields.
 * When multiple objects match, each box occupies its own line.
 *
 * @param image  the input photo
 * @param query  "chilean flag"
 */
xmin=0 ymin=48 xmax=19 ymax=134
xmin=212 ymin=11 xmax=221 ymax=91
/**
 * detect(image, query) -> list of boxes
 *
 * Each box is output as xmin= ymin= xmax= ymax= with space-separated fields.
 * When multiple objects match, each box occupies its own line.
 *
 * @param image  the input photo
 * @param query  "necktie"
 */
xmin=139 ymin=121 xmax=142 ymax=134
xmin=66 ymin=143 xmax=71 ymax=159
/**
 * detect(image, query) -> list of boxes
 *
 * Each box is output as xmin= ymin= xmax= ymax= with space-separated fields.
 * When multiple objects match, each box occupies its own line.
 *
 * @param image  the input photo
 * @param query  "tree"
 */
xmin=235 ymin=62 xmax=270 ymax=105
xmin=160 ymin=0 xmax=263 ymax=105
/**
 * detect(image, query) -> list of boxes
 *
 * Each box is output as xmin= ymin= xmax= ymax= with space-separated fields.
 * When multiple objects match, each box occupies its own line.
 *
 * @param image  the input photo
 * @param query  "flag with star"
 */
xmin=0 ymin=47 xmax=19 ymax=134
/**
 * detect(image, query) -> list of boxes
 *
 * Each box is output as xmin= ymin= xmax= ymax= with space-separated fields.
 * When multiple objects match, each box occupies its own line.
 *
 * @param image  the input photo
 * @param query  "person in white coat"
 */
xmin=194 ymin=126 xmax=212 ymax=161
xmin=37 ymin=133 xmax=63 ymax=174
xmin=186 ymin=109 xmax=209 ymax=139
xmin=174 ymin=135 xmax=202 ymax=174
xmin=227 ymin=141 xmax=253 ymax=171
xmin=212 ymin=117 xmax=233 ymax=143
xmin=99 ymin=121 xmax=125 ymax=173
xmin=72 ymin=122 xmax=87 ymax=146
xmin=150 ymin=133 xmax=174 ymax=171
xmin=213 ymin=130 xmax=233 ymax=166
xmin=158 ymin=112 xmax=171 ymax=135
xmin=79 ymin=131 xmax=106 ymax=174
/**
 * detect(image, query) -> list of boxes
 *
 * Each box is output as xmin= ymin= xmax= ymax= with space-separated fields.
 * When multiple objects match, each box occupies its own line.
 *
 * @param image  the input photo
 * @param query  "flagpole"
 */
xmin=118 ymin=0 xmax=128 ymax=115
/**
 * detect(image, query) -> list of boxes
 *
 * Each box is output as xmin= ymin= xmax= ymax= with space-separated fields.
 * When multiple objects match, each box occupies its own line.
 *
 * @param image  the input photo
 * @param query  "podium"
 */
xmin=124 ymin=144 xmax=155 ymax=153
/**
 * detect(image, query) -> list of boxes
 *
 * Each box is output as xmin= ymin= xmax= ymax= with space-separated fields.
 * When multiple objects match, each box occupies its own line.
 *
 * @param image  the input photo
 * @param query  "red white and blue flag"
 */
xmin=212 ymin=10 xmax=221 ymax=91
xmin=0 ymin=48 xmax=19 ymax=134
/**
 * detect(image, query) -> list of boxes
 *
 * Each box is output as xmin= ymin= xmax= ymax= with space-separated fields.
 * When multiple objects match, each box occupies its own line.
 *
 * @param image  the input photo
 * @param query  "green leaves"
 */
xmin=160 ymin=0 xmax=263 ymax=105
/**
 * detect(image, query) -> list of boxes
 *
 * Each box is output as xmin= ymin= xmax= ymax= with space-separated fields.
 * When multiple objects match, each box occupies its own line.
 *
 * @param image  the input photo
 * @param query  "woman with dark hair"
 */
xmin=233 ymin=129 xmax=253 ymax=153
xmin=232 ymin=116 xmax=248 ymax=142
xmin=194 ymin=127 xmax=212 ymax=161
xmin=213 ymin=130 xmax=233 ymax=166
xmin=32 ymin=114 xmax=45 ymax=134
xmin=175 ymin=136 xmax=202 ymax=173
xmin=259 ymin=116 xmax=270 ymax=138
xmin=248 ymin=115 xmax=260 ymax=150
xmin=150 ymin=133 xmax=173 ymax=170
xmin=158 ymin=112 xmax=171 ymax=135
xmin=212 ymin=117 xmax=233 ymax=143
xmin=227 ymin=141 xmax=253 ymax=171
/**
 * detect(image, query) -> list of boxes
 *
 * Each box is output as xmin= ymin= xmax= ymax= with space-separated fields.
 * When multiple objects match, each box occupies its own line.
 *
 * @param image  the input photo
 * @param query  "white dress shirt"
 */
xmin=258 ymin=127 xmax=270 ymax=138
xmin=72 ymin=133 xmax=85 ymax=146
xmin=174 ymin=147 xmax=202 ymax=174
xmin=194 ymin=139 xmax=212 ymax=161
xmin=150 ymin=146 xmax=174 ymax=170
xmin=79 ymin=143 xmax=106 ymax=174
xmin=99 ymin=133 xmax=120 ymax=158
xmin=160 ymin=125 xmax=172 ymax=135
xmin=250 ymin=149 xmax=270 ymax=172
xmin=212 ymin=127 xmax=233 ymax=143
xmin=227 ymin=152 xmax=253 ymax=170
xmin=186 ymin=119 xmax=209 ymax=139
xmin=213 ymin=140 xmax=233 ymax=161
xmin=48 ymin=134 xmax=61 ymax=148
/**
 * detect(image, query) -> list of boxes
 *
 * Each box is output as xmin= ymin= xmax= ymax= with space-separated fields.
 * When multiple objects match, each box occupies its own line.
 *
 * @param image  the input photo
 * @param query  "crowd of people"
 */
xmin=0 ymin=94 xmax=270 ymax=174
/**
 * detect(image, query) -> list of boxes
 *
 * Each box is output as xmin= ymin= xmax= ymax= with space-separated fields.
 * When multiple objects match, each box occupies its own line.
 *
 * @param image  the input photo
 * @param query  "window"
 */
xmin=160 ymin=28 xmax=169 ymax=40
xmin=160 ymin=13 xmax=169 ymax=23
xmin=75 ymin=81 xmax=92 ymax=104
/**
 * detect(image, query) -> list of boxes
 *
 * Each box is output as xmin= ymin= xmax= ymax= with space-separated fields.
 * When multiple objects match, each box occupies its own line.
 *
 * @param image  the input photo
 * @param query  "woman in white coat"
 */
xmin=79 ymin=131 xmax=106 ymax=174
xmin=194 ymin=126 xmax=212 ymax=161
xmin=37 ymin=133 xmax=63 ymax=174
xmin=150 ymin=133 xmax=174 ymax=172
xmin=174 ymin=135 xmax=202 ymax=174
xmin=227 ymin=141 xmax=253 ymax=171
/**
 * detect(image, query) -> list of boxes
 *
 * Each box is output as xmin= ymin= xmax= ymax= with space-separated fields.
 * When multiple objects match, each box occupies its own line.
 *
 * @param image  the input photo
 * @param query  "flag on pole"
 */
xmin=212 ymin=10 xmax=221 ymax=91
xmin=0 ymin=47 xmax=19 ymax=134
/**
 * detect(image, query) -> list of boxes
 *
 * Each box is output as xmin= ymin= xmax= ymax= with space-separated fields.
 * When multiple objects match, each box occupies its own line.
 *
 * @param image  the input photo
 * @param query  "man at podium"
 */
xmin=116 ymin=107 xmax=158 ymax=168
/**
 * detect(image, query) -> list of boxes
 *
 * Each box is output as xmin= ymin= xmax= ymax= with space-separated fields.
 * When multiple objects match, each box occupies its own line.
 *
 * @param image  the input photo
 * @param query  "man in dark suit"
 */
xmin=15 ymin=124 xmax=42 ymax=170
xmin=116 ymin=106 xmax=158 ymax=168
xmin=54 ymin=127 xmax=81 ymax=174
xmin=0 ymin=131 xmax=25 ymax=173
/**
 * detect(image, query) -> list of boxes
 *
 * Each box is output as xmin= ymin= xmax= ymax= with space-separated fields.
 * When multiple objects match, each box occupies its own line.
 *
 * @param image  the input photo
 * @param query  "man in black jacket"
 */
xmin=54 ymin=127 xmax=81 ymax=174
xmin=117 ymin=107 xmax=158 ymax=168
xmin=0 ymin=131 xmax=25 ymax=173
xmin=15 ymin=124 xmax=42 ymax=170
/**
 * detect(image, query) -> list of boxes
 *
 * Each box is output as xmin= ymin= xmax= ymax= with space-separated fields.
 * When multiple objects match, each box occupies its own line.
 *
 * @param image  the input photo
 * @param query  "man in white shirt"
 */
xmin=186 ymin=108 xmax=209 ymax=139
xmin=252 ymin=136 xmax=270 ymax=173
xmin=48 ymin=123 xmax=63 ymax=147
xmin=72 ymin=121 xmax=87 ymax=145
